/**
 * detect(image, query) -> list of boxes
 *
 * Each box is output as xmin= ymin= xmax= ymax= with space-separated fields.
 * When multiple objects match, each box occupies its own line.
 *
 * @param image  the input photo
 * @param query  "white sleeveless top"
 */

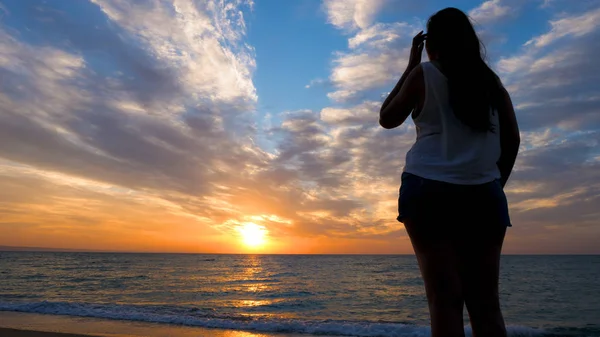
xmin=403 ymin=62 xmax=501 ymax=185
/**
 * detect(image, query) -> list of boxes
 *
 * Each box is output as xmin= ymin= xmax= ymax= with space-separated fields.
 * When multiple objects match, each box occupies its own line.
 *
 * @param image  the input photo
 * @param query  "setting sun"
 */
xmin=237 ymin=223 xmax=268 ymax=248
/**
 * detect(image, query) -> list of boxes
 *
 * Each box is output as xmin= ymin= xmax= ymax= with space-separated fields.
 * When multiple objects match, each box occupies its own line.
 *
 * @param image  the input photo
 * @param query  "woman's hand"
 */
xmin=408 ymin=31 xmax=426 ymax=68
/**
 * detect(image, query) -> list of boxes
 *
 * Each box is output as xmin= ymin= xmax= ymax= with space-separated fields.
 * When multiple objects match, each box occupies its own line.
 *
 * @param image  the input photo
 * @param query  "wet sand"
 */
xmin=0 ymin=312 xmax=311 ymax=337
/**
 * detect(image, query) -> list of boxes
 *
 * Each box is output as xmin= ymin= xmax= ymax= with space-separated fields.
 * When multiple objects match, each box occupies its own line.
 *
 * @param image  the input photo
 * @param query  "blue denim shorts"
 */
xmin=397 ymin=172 xmax=512 ymax=227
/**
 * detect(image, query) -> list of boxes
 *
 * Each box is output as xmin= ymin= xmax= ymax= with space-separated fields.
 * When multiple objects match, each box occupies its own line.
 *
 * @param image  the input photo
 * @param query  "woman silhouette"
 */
xmin=379 ymin=7 xmax=520 ymax=337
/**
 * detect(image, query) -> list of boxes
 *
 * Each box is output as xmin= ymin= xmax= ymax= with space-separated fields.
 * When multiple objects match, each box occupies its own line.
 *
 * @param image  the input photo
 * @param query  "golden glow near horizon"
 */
xmin=237 ymin=223 xmax=268 ymax=249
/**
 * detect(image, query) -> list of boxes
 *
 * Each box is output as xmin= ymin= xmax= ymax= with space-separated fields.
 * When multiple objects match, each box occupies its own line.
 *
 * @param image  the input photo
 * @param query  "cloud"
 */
xmin=524 ymin=7 xmax=600 ymax=47
xmin=327 ymin=22 xmax=419 ymax=102
xmin=497 ymin=8 xmax=600 ymax=131
xmin=0 ymin=0 xmax=410 ymax=250
xmin=305 ymin=78 xmax=326 ymax=89
xmin=329 ymin=52 xmax=404 ymax=102
xmin=323 ymin=0 xmax=517 ymax=103
xmin=90 ymin=0 xmax=257 ymax=106
xmin=267 ymin=106 xmax=414 ymax=239
xmin=0 ymin=15 xmax=253 ymax=195
xmin=0 ymin=0 xmax=280 ymax=252
xmin=486 ymin=7 xmax=600 ymax=248
xmin=469 ymin=0 xmax=511 ymax=24
xmin=323 ymin=0 xmax=386 ymax=30
xmin=506 ymin=131 xmax=600 ymax=234
xmin=0 ymin=161 xmax=226 ymax=252
xmin=320 ymin=101 xmax=379 ymax=125
xmin=316 ymin=2 xmax=600 ymax=253
xmin=348 ymin=22 xmax=410 ymax=49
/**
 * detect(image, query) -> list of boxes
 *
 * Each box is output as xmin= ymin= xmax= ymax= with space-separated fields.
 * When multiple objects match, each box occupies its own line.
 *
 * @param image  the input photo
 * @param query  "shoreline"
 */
xmin=0 ymin=311 xmax=313 ymax=337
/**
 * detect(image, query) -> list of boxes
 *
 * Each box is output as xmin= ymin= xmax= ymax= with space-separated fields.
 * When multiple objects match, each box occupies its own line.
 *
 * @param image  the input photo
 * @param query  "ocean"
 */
xmin=0 ymin=253 xmax=598 ymax=336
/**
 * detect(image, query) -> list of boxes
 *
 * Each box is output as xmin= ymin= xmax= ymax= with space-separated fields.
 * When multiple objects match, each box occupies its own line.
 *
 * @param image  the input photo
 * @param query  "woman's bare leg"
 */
xmin=404 ymin=220 xmax=466 ymax=337
xmin=459 ymin=225 xmax=507 ymax=337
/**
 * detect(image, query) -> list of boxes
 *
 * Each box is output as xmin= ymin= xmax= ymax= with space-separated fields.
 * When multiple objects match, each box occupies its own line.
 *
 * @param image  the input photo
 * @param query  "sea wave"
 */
xmin=0 ymin=301 xmax=548 ymax=337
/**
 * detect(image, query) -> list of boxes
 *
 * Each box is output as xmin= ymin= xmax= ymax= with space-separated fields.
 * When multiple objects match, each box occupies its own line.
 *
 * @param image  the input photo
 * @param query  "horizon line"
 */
xmin=0 ymin=246 xmax=598 ymax=256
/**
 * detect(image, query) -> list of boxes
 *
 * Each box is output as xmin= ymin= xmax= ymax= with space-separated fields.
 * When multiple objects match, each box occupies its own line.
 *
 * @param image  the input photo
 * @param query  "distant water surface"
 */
xmin=0 ymin=253 xmax=598 ymax=336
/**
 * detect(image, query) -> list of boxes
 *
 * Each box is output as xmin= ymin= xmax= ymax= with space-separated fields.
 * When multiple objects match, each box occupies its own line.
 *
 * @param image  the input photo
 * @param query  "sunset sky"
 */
xmin=0 ymin=0 xmax=599 ymax=254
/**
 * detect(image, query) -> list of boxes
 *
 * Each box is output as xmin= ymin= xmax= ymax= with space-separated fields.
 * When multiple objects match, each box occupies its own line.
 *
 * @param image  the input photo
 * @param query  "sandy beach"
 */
xmin=0 ymin=312 xmax=310 ymax=337
xmin=0 ymin=329 xmax=96 ymax=337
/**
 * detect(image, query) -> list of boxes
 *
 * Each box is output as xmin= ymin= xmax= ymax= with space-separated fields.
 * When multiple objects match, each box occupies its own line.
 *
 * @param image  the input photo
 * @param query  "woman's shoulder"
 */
xmin=407 ymin=63 xmax=425 ymax=88
xmin=418 ymin=61 xmax=432 ymax=72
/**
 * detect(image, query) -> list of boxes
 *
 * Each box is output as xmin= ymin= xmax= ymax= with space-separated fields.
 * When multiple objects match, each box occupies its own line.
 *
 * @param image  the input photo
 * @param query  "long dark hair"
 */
xmin=426 ymin=7 xmax=502 ymax=132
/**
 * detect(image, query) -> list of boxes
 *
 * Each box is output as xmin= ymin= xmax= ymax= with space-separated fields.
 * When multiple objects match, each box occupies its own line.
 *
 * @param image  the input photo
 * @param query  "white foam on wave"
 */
xmin=0 ymin=301 xmax=545 ymax=337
